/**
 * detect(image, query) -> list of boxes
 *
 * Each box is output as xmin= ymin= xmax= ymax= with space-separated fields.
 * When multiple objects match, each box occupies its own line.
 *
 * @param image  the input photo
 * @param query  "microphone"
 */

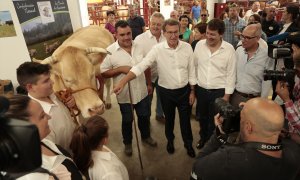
xmin=0 ymin=96 xmax=10 ymax=116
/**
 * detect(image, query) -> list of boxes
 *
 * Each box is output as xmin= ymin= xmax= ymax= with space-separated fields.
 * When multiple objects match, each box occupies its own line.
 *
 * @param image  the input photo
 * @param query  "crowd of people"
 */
xmin=2 ymin=0 xmax=300 ymax=179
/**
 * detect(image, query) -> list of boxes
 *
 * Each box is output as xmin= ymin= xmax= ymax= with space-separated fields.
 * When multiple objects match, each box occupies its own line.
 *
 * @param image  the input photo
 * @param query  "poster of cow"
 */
xmin=13 ymin=0 xmax=73 ymax=59
xmin=0 ymin=11 xmax=16 ymax=38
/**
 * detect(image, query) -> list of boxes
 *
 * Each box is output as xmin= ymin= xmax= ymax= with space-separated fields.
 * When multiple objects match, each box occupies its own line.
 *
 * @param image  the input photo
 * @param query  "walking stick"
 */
xmin=128 ymin=82 xmax=144 ymax=170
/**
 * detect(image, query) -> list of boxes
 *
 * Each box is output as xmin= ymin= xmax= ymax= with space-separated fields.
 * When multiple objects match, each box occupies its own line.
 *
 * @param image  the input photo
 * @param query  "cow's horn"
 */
xmin=86 ymin=47 xmax=111 ymax=55
xmin=41 ymin=56 xmax=58 ymax=64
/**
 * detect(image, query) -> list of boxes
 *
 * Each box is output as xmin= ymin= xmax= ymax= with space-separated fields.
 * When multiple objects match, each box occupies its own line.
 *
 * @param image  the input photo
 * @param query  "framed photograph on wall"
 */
xmin=0 ymin=11 xmax=16 ymax=38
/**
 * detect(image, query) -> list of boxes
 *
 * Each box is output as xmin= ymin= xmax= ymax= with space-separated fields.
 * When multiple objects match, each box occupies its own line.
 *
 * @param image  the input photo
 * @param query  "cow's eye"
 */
xmin=64 ymin=79 xmax=73 ymax=83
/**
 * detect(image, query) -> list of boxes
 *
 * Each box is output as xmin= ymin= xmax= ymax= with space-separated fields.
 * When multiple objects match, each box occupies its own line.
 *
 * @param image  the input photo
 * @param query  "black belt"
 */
xmin=235 ymin=90 xmax=260 ymax=98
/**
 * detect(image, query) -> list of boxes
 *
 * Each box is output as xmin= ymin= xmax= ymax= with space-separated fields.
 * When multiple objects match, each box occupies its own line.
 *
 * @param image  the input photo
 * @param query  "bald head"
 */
xmin=244 ymin=23 xmax=262 ymax=37
xmin=170 ymin=10 xmax=179 ymax=20
xmin=241 ymin=98 xmax=284 ymax=139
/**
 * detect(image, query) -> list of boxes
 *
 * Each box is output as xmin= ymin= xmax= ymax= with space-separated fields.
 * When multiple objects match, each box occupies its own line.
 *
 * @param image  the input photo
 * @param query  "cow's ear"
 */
xmin=87 ymin=53 xmax=106 ymax=65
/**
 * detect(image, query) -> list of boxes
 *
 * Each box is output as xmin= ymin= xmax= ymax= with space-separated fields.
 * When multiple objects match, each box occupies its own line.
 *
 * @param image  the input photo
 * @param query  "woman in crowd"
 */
xmin=219 ymin=11 xmax=228 ymax=21
xmin=105 ymin=11 xmax=116 ymax=39
xmin=178 ymin=15 xmax=192 ymax=43
xmin=70 ymin=115 xmax=129 ymax=180
xmin=191 ymin=22 xmax=207 ymax=51
xmin=4 ymin=95 xmax=83 ymax=180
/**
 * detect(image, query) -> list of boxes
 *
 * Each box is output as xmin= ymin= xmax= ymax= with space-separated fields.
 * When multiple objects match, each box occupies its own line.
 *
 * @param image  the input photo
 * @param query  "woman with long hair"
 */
xmin=4 ymin=95 xmax=83 ymax=180
xmin=70 ymin=116 xmax=129 ymax=180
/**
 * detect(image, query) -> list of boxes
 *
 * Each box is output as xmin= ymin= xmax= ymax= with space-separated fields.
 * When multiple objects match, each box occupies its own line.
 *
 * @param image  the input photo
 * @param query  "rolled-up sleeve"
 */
xmin=130 ymin=47 xmax=157 ymax=77
xmin=225 ymin=49 xmax=237 ymax=94
xmin=188 ymin=47 xmax=197 ymax=85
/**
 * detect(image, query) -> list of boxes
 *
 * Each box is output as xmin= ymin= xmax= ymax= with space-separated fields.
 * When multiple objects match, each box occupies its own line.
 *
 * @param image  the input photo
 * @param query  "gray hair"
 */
xmin=150 ymin=12 xmax=165 ymax=21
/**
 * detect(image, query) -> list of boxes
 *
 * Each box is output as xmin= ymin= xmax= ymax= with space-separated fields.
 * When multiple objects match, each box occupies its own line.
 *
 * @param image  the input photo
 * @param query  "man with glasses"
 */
xmin=113 ymin=19 xmax=197 ymax=158
xmin=193 ymin=18 xmax=237 ymax=149
xmin=199 ymin=9 xmax=209 ymax=23
xmin=230 ymin=24 xmax=273 ymax=108
xmin=134 ymin=12 xmax=166 ymax=123
xmin=223 ymin=3 xmax=246 ymax=48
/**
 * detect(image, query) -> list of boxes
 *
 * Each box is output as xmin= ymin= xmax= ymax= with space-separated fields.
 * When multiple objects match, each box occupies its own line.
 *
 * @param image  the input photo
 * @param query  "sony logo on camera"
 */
xmin=261 ymin=144 xmax=281 ymax=150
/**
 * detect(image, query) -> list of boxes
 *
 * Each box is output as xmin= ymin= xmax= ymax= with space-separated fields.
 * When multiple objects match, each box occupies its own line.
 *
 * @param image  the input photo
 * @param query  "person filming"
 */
xmin=276 ymin=39 xmax=300 ymax=144
xmin=191 ymin=98 xmax=300 ymax=180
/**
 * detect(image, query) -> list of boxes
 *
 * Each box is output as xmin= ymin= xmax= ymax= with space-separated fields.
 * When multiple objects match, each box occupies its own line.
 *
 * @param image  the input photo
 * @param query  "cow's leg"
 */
xmin=105 ymin=78 xmax=112 ymax=109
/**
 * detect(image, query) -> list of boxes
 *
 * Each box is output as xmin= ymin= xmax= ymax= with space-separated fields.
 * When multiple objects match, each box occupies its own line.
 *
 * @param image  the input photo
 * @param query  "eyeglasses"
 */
xmin=165 ymin=31 xmax=179 ymax=36
xmin=240 ymin=34 xmax=257 ymax=40
xmin=201 ymin=14 xmax=207 ymax=17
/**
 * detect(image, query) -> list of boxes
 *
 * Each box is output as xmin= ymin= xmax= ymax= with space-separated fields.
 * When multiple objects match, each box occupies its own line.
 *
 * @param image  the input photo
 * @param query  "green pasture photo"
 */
xmin=0 ymin=24 xmax=16 ymax=38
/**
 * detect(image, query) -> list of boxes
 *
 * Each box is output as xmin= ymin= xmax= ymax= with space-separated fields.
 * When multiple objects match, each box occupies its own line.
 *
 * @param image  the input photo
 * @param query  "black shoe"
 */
xmin=185 ymin=145 xmax=196 ymax=158
xmin=196 ymin=139 xmax=206 ymax=149
xmin=166 ymin=141 xmax=174 ymax=154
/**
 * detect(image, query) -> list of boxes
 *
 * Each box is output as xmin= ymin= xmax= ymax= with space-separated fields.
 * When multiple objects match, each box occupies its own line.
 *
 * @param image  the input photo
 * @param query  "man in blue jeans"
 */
xmin=101 ymin=20 xmax=157 ymax=156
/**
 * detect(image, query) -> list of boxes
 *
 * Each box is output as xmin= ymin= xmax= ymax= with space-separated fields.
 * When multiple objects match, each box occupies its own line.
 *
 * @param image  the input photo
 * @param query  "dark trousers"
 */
xmin=148 ymin=78 xmax=164 ymax=117
xmin=196 ymin=86 xmax=225 ymax=142
xmin=158 ymin=85 xmax=193 ymax=146
xmin=119 ymin=96 xmax=151 ymax=145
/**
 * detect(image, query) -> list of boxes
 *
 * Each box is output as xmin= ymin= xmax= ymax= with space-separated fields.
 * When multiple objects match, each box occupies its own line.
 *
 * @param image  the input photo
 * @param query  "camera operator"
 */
xmin=191 ymin=98 xmax=300 ymax=180
xmin=276 ymin=44 xmax=300 ymax=143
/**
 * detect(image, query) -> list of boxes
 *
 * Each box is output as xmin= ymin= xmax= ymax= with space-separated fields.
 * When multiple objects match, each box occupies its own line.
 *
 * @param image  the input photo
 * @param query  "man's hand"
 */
xmin=222 ymin=94 xmax=230 ymax=102
xmin=275 ymin=81 xmax=291 ymax=102
xmin=113 ymin=82 xmax=125 ymax=95
xmin=119 ymin=66 xmax=132 ymax=74
xmin=189 ymin=91 xmax=195 ymax=105
xmin=214 ymin=113 xmax=225 ymax=134
xmin=147 ymin=84 xmax=153 ymax=95
xmin=65 ymin=94 xmax=76 ymax=109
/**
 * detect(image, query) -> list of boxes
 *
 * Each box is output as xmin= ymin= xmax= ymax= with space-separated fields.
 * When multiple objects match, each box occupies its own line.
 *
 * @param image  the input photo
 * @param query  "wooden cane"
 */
xmin=128 ymin=82 xmax=144 ymax=170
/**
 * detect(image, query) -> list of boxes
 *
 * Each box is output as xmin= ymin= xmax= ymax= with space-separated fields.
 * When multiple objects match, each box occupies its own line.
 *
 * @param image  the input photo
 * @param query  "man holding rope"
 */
xmin=101 ymin=20 xmax=157 ymax=156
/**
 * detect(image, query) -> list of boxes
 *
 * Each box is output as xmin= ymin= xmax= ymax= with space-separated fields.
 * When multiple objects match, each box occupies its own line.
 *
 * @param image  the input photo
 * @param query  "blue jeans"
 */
xmin=148 ymin=78 xmax=164 ymax=117
xmin=119 ymin=96 xmax=151 ymax=145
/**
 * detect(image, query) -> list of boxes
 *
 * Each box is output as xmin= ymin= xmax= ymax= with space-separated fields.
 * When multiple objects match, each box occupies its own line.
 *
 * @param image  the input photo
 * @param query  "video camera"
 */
xmin=214 ymin=98 xmax=241 ymax=134
xmin=0 ymin=96 xmax=41 ymax=178
xmin=264 ymin=32 xmax=300 ymax=87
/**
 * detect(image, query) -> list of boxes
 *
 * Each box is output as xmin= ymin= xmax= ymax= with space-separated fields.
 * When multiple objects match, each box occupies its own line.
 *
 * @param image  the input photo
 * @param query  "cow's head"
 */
xmin=42 ymin=46 xmax=110 ymax=118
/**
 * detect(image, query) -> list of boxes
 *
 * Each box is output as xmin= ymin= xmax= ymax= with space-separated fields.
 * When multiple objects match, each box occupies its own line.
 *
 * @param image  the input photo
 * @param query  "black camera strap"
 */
xmin=216 ymin=127 xmax=282 ymax=151
xmin=240 ymin=142 xmax=282 ymax=151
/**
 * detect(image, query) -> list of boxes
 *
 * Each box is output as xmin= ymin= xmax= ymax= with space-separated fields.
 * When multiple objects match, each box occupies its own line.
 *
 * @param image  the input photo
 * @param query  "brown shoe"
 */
xmin=142 ymin=137 xmax=158 ymax=147
xmin=156 ymin=115 xmax=166 ymax=123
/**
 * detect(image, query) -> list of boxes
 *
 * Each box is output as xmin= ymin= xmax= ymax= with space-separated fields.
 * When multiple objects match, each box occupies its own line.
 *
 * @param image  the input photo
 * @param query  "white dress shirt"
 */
xmin=235 ymin=44 xmax=274 ymax=98
xmin=194 ymin=39 xmax=237 ymax=94
xmin=29 ymin=93 xmax=76 ymax=152
xmin=89 ymin=146 xmax=129 ymax=180
xmin=100 ymin=41 xmax=148 ymax=104
xmin=134 ymin=30 xmax=166 ymax=82
xmin=17 ymin=139 xmax=74 ymax=180
xmin=131 ymin=40 xmax=197 ymax=89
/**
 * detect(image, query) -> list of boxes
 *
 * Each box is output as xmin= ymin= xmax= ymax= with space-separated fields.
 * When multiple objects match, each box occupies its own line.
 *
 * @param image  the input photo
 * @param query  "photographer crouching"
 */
xmin=191 ymin=98 xmax=300 ymax=180
xmin=276 ymin=42 xmax=300 ymax=144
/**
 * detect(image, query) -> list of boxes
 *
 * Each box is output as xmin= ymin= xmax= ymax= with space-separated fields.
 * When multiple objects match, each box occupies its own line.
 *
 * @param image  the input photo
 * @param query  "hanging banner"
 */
xmin=13 ymin=0 xmax=73 ymax=59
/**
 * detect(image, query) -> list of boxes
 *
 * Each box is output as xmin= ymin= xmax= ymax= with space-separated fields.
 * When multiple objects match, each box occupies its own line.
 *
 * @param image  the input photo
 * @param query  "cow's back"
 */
xmin=53 ymin=25 xmax=114 ymax=56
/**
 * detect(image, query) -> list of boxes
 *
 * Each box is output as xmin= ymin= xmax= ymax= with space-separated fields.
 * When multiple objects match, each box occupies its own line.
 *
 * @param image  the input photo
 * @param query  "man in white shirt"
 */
xmin=16 ymin=62 xmax=76 ymax=152
xmin=244 ymin=1 xmax=261 ymax=23
xmin=134 ymin=12 xmax=166 ymax=122
xmin=231 ymin=24 xmax=273 ymax=108
xmin=113 ymin=19 xmax=197 ymax=158
xmin=193 ymin=18 xmax=237 ymax=149
xmin=100 ymin=20 xmax=157 ymax=156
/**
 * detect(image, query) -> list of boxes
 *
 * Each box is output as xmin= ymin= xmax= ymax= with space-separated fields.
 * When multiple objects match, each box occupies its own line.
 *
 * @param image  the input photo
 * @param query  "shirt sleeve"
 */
xmin=100 ymin=55 xmax=113 ymax=73
xmin=225 ymin=48 xmax=237 ymax=94
xmin=187 ymin=46 xmax=197 ymax=85
xmin=130 ymin=47 xmax=157 ymax=76
xmin=102 ymin=172 xmax=124 ymax=180
xmin=284 ymin=100 xmax=300 ymax=134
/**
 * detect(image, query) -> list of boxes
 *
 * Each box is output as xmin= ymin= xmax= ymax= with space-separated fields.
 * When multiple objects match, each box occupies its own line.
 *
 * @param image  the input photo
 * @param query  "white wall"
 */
xmin=0 ymin=0 xmax=86 ymax=88
xmin=160 ymin=0 xmax=174 ymax=19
